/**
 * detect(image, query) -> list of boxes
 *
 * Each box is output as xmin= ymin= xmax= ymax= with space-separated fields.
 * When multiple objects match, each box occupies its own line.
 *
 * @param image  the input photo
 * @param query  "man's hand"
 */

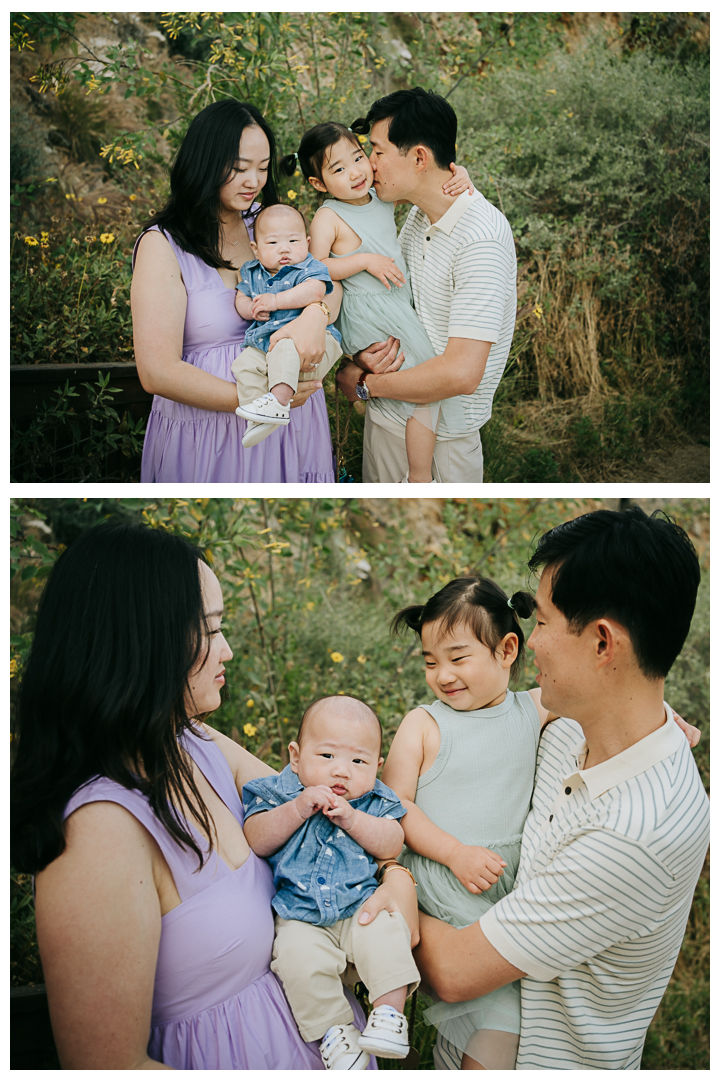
xmin=323 ymin=794 xmax=356 ymax=831
xmin=354 ymin=336 xmax=405 ymax=374
xmin=294 ymin=785 xmax=334 ymax=821
xmin=447 ymin=842 xmax=507 ymax=894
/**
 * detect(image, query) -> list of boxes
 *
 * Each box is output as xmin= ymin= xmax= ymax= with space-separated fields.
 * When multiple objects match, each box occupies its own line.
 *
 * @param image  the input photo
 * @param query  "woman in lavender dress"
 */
xmin=11 ymin=525 xmax=417 ymax=1068
xmin=131 ymin=100 xmax=336 ymax=483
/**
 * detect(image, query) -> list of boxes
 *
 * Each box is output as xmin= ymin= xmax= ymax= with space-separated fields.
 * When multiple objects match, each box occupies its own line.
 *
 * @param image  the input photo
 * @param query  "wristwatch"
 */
xmin=355 ymin=370 xmax=371 ymax=401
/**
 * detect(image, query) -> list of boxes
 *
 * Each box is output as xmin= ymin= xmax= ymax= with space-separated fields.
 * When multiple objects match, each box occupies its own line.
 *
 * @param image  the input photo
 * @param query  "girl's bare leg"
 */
xmin=405 ymin=415 xmax=436 ymax=483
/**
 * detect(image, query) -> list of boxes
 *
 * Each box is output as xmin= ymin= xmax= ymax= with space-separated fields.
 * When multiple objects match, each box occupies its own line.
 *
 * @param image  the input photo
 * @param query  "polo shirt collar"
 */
xmin=565 ymin=703 xmax=684 ymax=799
xmin=424 ymin=188 xmax=482 ymax=235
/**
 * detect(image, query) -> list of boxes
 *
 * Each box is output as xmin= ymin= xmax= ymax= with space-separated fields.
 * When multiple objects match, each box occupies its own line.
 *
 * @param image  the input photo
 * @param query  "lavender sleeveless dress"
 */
xmin=63 ymin=728 xmax=375 ymax=1069
xmin=135 ymin=214 xmax=334 ymax=483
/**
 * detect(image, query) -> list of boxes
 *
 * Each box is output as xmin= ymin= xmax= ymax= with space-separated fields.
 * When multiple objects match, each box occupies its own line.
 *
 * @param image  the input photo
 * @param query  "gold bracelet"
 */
xmin=377 ymin=862 xmax=417 ymax=887
xmin=308 ymin=300 xmax=331 ymax=321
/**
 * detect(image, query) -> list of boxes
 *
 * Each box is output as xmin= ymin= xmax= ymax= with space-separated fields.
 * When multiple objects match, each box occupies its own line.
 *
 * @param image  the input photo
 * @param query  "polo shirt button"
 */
xmin=324 ymin=900 xmax=331 ymax=906
xmin=549 ymin=814 xmax=553 ymax=822
xmin=318 ymin=877 xmax=325 ymax=884
xmin=565 ymin=787 xmax=572 ymax=795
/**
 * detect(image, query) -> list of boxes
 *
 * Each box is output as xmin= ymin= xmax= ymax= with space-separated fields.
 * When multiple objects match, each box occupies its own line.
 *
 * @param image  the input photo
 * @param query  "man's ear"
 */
xmin=308 ymin=175 xmax=327 ymax=194
xmin=595 ymin=618 xmax=628 ymax=669
xmin=413 ymin=145 xmax=431 ymax=172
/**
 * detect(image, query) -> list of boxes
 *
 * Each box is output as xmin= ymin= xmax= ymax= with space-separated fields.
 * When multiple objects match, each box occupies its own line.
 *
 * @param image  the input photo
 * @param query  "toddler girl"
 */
xmin=279 ymin=123 xmax=471 ymax=484
xmin=382 ymin=577 xmax=543 ymax=1070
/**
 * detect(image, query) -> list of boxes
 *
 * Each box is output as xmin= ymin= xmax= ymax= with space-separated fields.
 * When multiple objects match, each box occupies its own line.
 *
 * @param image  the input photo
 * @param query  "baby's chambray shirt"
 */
xmin=242 ymin=765 xmax=406 ymax=926
xmin=237 ymin=254 xmax=342 ymax=353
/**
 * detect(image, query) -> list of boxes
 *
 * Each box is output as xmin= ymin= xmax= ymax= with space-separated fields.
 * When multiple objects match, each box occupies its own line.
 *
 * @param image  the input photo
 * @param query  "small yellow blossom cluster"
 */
xmin=330 ymin=651 xmax=344 ymax=663
xmin=100 ymin=143 xmax=142 ymax=169
xmin=10 ymin=657 xmax=20 ymax=678
xmin=243 ymin=723 xmax=257 ymax=737
xmin=40 ymin=231 xmax=49 ymax=249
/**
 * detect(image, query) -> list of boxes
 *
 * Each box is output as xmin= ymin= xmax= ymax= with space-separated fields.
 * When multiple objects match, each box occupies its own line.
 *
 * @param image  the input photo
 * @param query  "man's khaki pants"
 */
xmin=231 ymin=332 xmax=343 ymax=406
xmin=271 ymin=909 xmax=420 ymax=1042
xmin=362 ymin=406 xmax=484 ymax=483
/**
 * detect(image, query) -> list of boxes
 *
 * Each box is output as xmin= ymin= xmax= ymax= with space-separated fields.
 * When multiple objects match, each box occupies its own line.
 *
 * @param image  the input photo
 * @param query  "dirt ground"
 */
xmin=615 ymin=442 xmax=710 ymax=483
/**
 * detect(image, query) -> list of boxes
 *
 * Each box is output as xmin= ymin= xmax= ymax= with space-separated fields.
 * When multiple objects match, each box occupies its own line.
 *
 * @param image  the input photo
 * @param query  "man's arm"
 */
xmin=336 ymin=337 xmax=491 ymax=404
xmin=415 ymin=912 xmax=525 ymax=1003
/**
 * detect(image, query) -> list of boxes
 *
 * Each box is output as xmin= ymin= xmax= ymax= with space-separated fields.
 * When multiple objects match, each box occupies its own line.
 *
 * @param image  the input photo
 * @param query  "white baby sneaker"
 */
xmin=236 ymin=392 xmax=291 ymax=426
xmin=241 ymin=418 xmax=280 ymax=449
xmin=320 ymin=1024 xmax=369 ymax=1070
xmin=357 ymin=1004 xmax=409 ymax=1059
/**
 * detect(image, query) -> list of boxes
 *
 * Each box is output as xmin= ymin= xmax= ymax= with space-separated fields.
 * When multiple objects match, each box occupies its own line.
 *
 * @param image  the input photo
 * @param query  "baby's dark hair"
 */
xmin=296 ymin=694 xmax=382 ymax=746
xmin=392 ymin=577 xmax=536 ymax=682
xmin=279 ymin=121 xmax=365 ymax=184
xmin=253 ymin=201 xmax=307 ymax=237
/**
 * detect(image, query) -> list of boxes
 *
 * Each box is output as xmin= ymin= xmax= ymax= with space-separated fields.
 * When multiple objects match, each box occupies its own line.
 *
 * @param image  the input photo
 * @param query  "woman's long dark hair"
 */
xmin=11 ymin=524 xmax=218 ymax=874
xmin=144 ymin=99 xmax=279 ymax=269
xmin=392 ymin=577 xmax=536 ymax=682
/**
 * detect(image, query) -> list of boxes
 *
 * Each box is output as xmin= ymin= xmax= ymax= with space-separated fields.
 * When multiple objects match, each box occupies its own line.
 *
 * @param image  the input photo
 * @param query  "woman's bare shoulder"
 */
xmin=133 ymin=228 xmax=182 ymax=277
xmin=200 ymin=722 xmax=277 ymax=788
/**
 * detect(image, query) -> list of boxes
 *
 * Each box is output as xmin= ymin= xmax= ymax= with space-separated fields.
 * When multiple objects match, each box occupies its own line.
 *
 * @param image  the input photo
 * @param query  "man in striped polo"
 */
xmin=415 ymin=507 xmax=709 ymax=1069
xmin=336 ymin=87 xmax=516 ymax=483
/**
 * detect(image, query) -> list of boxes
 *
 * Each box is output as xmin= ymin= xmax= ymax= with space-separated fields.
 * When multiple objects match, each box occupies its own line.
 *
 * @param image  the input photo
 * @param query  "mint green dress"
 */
xmin=400 ymin=692 xmax=540 ymax=1062
xmin=317 ymin=192 xmax=464 ymax=432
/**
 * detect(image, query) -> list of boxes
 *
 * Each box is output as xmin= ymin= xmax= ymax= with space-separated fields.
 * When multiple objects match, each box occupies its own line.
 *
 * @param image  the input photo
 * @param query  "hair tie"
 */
xmin=293 ymin=151 xmax=299 ymax=163
xmin=507 ymin=597 xmax=515 ymax=610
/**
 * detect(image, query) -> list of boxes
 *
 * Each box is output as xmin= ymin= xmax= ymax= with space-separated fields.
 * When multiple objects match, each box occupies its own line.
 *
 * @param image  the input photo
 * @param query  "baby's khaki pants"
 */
xmin=271 ymin=908 xmax=420 ymax=1043
xmin=231 ymin=332 xmax=343 ymax=405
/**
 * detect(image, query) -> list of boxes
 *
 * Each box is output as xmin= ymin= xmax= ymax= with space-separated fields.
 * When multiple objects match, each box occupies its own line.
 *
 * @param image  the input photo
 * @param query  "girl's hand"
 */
xmin=443 ymin=162 xmax=474 ymax=197
xmin=364 ymin=254 xmax=406 ymax=290
xmin=251 ymin=292 xmax=277 ymax=319
xmin=324 ymin=794 xmax=356 ymax=831
xmin=295 ymin=785 xmax=335 ymax=820
xmin=671 ymin=708 xmax=701 ymax=747
xmin=447 ymin=842 xmax=507 ymax=894
xmin=358 ymin=866 xmax=420 ymax=947
xmin=354 ymin=336 xmax=405 ymax=374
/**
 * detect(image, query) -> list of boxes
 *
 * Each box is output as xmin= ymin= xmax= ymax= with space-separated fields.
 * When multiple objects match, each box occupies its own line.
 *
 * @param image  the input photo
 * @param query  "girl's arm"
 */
xmin=383 ymin=709 xmax=506 ymax=894
xmin=34 ymin=802 xmax=171 ymax=1069
xmin=131 ymin=230 xmax=239 ymax=412
xmin=309 ymin=207 xmax=404 ymax=289
xmin=442 ymin=163 xmax=474 ymax=197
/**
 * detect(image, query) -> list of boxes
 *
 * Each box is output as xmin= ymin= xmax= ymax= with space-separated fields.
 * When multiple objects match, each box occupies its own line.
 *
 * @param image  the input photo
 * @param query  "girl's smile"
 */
xmin=421 ymin=619 xmax=518 ymax=712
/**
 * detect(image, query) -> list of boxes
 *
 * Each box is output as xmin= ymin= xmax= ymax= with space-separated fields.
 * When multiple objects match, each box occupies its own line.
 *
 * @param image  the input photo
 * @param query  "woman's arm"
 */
xmin=131 ymin=230 xmax=239 ymax=411
xmin=358 ymin=862 xmax=420 ymax=947
xmin=34 ymin=802 xmax=171 ymax=1069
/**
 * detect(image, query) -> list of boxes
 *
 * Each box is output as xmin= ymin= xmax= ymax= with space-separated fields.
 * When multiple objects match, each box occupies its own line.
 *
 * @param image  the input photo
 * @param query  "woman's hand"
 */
xmin=358 ymin=866 xmax=419 ymax=947
xmin=446 ymin=842 xmax=506 ymax=894
xmin=289 ymin=380 xmax=323 ymax=408
xmin=364 ymin=254 xmax=406 ymax=290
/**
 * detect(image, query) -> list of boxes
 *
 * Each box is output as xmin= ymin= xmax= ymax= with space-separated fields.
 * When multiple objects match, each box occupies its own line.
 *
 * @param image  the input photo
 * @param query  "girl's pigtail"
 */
xmin=350 ymin=116 xmax=371 ymax=135
xmin=509 ymin=591 xmax=536 ymax=620
xmin=391 ymin=605 xmax=424 ymax=637
xmin=278 ymin=152 xmax=299 ymax=178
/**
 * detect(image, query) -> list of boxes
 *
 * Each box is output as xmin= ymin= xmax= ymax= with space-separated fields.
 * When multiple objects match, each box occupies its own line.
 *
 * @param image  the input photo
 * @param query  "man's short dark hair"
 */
xmin=365 ymin=87 xmax=457 ymax=170
xmin=528 ymin=506 xmax=701 ymax=679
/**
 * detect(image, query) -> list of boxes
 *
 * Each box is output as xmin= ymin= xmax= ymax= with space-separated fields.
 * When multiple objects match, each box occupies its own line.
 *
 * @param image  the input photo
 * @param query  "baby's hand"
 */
xmin=251 ymin=292 xmax=277 ymax=320
xmin=295 ymin=785 xmax=335 ymax=821
xmin=443 ymin=162 xmax=474 ymax=197
xmin=323 ymin=794 xmax=357 ymax=832
xmin=447 ymin=842 xmax=506 ymax=894
xmin=364 ymin=253 xmax=406 ymax=290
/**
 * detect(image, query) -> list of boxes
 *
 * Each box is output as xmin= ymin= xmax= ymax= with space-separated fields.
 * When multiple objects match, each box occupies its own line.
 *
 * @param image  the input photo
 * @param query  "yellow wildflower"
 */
xmin=97 ymin=196 xmax=108 ymax=204
xmin=65 ymin=193 xmax=76 ymax=200
xmin=246 ymin=698 xmax=255 ymax=708
xmin=45 ymin=177 xmax=58 ymax=183
xmin=10 ymin=658 xmax=19 ymax=677
xmin=243 ymin=723 xmax=257 ymax=737
xmin=546 ymin=89 xmax=557 ymax=95
xmin=282 ymin=717 xmax=289 ymax=723
xmin=357 ymin=655 xmax=367 ymax=665
xmin=287 ymin=190 xmax=297 ymax=200
xmin=533 ymin=304 xmax=543 ymax=320
xmin=99 ymin=233 xmax=115 ymax=244
xmin=357 ymin=135 xmax=367 ymax=144
xmin=85 ymin=235 xmax=96 ymax=243
xmin=24 ymin=236 xmax=39 ymax=246
xmin=129 ymin=194 xmax=137 ymax=201
xmin=330 ymin=652 xmax=344 ymax=663
xmin=305 ymin=601 xmax=315 ymax=610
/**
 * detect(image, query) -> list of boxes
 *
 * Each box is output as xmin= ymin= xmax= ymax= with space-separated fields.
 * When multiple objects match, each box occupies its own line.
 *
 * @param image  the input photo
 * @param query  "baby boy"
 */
xmin=242 ymin=695 xmax=420 ymax=1070
xmin=232 ymin=203 xmax=343 ymax=448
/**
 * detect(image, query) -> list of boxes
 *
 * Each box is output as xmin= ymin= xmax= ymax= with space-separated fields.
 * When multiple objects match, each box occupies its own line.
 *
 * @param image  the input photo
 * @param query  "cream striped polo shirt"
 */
xmin=480 ymin=708 xmax=709 ymax=1070
xmin=368 ymin=188 xmax=517 ymax=439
